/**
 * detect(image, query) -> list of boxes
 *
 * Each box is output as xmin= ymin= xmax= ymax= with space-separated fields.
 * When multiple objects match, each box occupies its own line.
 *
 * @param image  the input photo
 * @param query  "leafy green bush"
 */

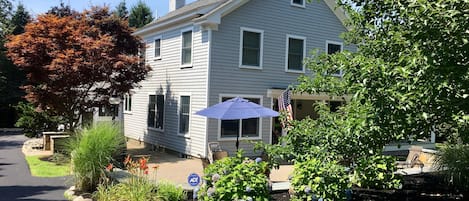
xmin=69 ymin=123 xmax=125 ymax=192
xmin=156 ymin=181 xmax=186 ymax=201
xmin=435 ymin=144 xmax=469 ymax=191
xmin=351 ymin=155 xmax=401 ymax=189
xmin=198 ymin=151 xmax=270 ymax=201
xmin=15 ymin=102 xmax=61 ymax=137
xmin=291 ymin=158 xmax=350 ymax=201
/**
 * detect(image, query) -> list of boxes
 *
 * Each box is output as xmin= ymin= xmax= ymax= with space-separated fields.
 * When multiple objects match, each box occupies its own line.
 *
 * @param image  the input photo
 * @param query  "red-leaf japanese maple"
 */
xmin=6 ymin=7 xmax=150 ymax=129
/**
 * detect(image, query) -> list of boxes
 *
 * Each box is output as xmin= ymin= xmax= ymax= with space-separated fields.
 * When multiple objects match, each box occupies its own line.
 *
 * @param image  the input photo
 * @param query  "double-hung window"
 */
xmin=154 ymin=37 xmax=161 ymax=59
xmin=240 ymin=27 xmax=263 ymax=69
xmin=326 ymin=41 xmax=344 ymax=76
xmin=220 ymin=96 xmax=261 ymax=139
xmin=148 ymin=94 xmax=164 ymax=130
xmin=181 ymin=29 xmax=192 ymax=67
xmin=178 ymin=96 xmax=190 ymax=135
xmin=124 ymin=94 xmax=132 ymax=112
xmin=286 ymin=35 xmax=306 ymax=72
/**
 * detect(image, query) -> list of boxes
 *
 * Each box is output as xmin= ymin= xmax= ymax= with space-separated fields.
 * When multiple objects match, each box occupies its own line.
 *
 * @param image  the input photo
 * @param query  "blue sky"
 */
xmin=13 ymin=0 xmax=197 ymax=17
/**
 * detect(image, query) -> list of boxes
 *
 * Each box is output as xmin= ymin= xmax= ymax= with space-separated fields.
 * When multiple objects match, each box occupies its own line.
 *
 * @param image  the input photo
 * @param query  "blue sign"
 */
xmin=188 ymin=173 xmax=200 ymax=186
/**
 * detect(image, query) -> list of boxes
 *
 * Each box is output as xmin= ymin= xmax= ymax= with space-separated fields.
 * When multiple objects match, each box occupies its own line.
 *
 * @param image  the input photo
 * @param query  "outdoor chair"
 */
xmin=207 ymin=142 xmax=228 ymax=164
xmin=396 ymin=145 xmax=424 ymax=169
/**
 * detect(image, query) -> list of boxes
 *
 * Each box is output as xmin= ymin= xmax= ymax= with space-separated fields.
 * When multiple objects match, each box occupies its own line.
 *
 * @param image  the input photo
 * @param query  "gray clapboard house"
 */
xmin=124 ymin=0 xmax=353 ymax=158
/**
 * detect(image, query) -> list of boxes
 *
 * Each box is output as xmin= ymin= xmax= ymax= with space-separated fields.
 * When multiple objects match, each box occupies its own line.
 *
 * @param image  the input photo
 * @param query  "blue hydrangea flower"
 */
xmin=245 ymin=186 xmax=252 ymax=193
xmin=255 ymin=157 xmax=262 ymax=163
xmin=207 ymin=187 xmax=215 ymax=197
xmin=304 ymin=186 xmax=311 ymax=194
xmin=211 ymin=173 xmax=220 ymax=182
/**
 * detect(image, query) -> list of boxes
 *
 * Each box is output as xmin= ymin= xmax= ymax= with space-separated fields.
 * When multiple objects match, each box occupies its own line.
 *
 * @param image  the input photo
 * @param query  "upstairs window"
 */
xmin=326 ymin=41 xmax=344 ymax=76
xmin=181 ymin=30 xmax=192 ymax=67
xmin=148 ymin=94 xmax=164 ymax=130
xmin=240 ymin=27 xmax=263 ymax=68
xmin=154 ymin=37 xmax=161 ymax=59
xmin=286 ymin=35 xmax=306 ymax=72
xmin=291 ymin=0 xmax=305 ymax=7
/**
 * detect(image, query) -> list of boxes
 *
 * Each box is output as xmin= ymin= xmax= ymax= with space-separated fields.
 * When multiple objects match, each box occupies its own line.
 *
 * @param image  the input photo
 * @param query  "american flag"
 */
xmin=278 ymin=89 xmax=293 ymax=124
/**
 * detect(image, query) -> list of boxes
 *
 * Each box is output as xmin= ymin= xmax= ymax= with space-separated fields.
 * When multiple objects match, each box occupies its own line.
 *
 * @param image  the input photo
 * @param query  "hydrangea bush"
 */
xmin=290 ymin=158 xmax=350 ymax=201
xmin=198 ymin=151 xmax=271 ymax=201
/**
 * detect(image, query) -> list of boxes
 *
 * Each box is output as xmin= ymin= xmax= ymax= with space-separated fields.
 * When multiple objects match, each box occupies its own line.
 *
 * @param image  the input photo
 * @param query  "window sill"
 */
xmin=291 ymin=3 xmax=306 ymax=8
xmin=239 ymin=65 xmax=262 ymax=70
xmin=177 ymin=133 xmax=191 ymax=139
xmin=148 ymin=127 xmax=164 ymax=133
xmin=285 ymin=69 xmax=305 ymax=74
xmin=180 ymin=64 xmax=193 ymax=69
xmin=123 ymin=111 xmax=132 ymax=115
xmin=154 ymin=57 xmax=162 ymax=61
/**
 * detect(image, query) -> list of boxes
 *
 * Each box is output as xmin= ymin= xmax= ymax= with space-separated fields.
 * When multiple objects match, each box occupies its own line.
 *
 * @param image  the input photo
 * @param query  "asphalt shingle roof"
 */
xmin=143 ymin=0 xmax=228 ymax=28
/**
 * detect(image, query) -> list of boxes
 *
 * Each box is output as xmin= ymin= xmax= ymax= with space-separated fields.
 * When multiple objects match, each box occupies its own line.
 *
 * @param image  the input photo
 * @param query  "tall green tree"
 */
xmin=0 ymin=1 xmax=30 ymax=127
xmin=295 ymin=0 xmax=469 ymax=143
xmin=114 ymin=0 xmax=128 ymax=19
xmin=128 ymin=1 xmax=154 ymax=28
xmin=10 ymin=3 xmax=30 ymax=35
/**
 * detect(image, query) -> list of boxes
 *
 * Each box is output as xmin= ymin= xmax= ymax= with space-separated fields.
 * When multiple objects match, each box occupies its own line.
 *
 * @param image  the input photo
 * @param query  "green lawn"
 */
xmin=25 ymin=155 xmax=70 ymax=177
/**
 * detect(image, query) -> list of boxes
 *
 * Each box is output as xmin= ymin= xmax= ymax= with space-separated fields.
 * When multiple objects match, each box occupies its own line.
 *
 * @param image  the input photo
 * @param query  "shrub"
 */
xmin=15 ymin=102 xmax=61 ymax=137
xmin=94 ymin=180 xmax=157 ymax=201
xmin=198 ymin=151 xmax=270 ymax=201
xmin=291 ymin=158 xmax=350 ymax=201
xmin=434 ymin=143 xmax=469 ymax=191
xmin=156 ymin=181 xmax=187 ymax=201
xmin=94 ymin=156 xmax=168 ymax=201
xmin=69 ymin=123 xmax=125 ymax=192
xmin=351 ymin=155 xmax=401 ymax=189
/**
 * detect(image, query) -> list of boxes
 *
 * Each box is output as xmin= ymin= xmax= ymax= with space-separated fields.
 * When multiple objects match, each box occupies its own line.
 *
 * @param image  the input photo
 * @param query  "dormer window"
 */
xmin=291 ymin=0 xmax=305 ymax=8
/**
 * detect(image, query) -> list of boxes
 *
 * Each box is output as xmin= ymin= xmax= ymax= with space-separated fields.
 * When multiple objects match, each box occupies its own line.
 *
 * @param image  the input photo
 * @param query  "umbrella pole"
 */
xmin=236 ymin=135 xmax=239 ymax=151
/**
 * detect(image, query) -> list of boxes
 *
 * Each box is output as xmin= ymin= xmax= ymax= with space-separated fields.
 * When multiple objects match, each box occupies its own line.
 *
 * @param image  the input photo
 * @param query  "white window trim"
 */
xmin=285 ymin=34 xmax=307 ymax=73
xmin=153 ymin=35 xmax=162 ymax=60
xmin=291 ymin=0 xmax=306 ymax=8
xmin=123 ymin=93 xmax=133 ymax=114
xmin=147 ymin=92 xmax=165 ymax=133
xmin=325 ymin=40 xmax=344 ymax=76
xmin=239 ymin=27 xmax=264 ymax=70
xmin=217 ymin=94 xmax=263 ymax=141
xmin=180 ymin=27 xmax=194 ymax=68
xmin=177 ymin=93 xmax=191 ymax=138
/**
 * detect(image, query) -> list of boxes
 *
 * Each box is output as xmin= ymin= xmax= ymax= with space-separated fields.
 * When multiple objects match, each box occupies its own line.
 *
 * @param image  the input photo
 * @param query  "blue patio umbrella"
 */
xmin=195 ymin=97 xmax=279 ymax=150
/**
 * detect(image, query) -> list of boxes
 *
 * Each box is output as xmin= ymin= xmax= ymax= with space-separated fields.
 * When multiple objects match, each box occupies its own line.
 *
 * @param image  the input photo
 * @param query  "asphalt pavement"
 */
xmin=0 ymin=131 xmax=69 ymax=201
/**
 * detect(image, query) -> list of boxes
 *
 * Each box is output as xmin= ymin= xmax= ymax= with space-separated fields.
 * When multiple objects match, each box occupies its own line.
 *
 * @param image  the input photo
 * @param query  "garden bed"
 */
xmin=235 ymin=173 xmax=466 ymax=201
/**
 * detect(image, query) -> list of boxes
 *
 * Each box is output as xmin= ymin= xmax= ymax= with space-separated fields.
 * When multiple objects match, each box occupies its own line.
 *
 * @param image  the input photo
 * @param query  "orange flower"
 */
xmin=106 ymin=163 xmax=113 ymax=172
xmin=139 ymin=158 xmax=148 ymax=170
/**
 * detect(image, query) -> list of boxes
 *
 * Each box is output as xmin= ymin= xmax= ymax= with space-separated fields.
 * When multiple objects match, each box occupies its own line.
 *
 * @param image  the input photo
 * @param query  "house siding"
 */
xmin=124 ymin=24 xmax=209 ymax=157
xmin=208 ymin=0 xmax=353 ymax=156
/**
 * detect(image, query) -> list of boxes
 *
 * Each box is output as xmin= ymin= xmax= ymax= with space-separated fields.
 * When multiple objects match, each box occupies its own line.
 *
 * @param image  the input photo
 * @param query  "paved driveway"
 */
xmin=0 ymin=131 xmax=69 ymax=201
